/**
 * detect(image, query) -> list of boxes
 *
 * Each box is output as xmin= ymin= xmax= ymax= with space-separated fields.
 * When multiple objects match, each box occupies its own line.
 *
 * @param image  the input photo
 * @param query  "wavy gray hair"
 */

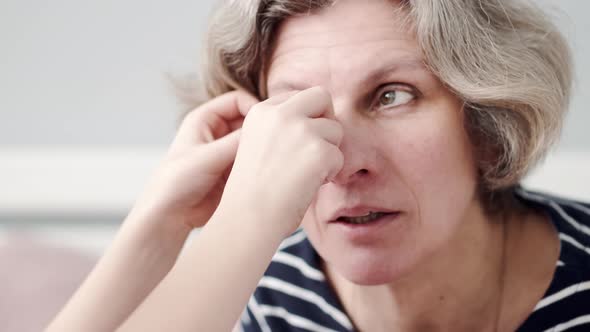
xmin=178 ymin=0 xmax=573 ymax=213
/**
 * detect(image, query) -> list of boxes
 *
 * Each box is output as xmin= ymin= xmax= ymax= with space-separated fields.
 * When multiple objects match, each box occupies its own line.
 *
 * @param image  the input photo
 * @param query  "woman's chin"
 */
xmin=317 ymin=239 xmax=420 ymax=286
xmin=333 ymin=258 xmax=413 ymax=286
xmin=346 ymin=273 xmax=396 ymax=286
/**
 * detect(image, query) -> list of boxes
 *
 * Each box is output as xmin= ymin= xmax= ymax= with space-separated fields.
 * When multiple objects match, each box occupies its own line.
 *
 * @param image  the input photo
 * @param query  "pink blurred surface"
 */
xmin=0 ymin=233 xmax=97 ymax=332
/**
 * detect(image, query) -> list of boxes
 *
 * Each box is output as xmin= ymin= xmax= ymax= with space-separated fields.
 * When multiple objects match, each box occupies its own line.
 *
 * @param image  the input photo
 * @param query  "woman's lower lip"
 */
xmin=329 ymin=212 xmax=401 ymax=242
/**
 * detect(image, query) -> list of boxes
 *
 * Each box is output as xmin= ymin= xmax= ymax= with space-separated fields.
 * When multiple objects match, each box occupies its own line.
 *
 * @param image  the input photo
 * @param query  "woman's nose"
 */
xmin=330 ymin=165 xmax=370 ymax=186
xmin=319 ymin=93 xmax=376 ymax=186
xmin=328 ymin=119 xmax=374 ymax=186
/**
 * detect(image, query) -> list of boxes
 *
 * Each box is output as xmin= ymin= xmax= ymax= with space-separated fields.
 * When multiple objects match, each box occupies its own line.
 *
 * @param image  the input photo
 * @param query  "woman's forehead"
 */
xmin=271 ymin=0 xmax=412 ymax=49
xmin=268 ymin=0 xmax=417 ymax=70
xmin=270 ymin=28 xmax=416 ymax=63
xmin=266 ymin=1 xmax=423 ymax=96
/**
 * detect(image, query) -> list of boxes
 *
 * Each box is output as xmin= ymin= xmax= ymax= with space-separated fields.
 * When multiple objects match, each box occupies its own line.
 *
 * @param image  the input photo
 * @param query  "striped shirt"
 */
xmin=240 ymin=188 xmax=590 ymax=332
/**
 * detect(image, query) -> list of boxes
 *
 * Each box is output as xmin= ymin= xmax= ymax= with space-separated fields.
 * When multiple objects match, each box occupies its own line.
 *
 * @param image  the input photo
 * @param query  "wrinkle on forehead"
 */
xmin=270 ymin=35 xmax=416 ymax=65
xmin=271 ymin=13 xmax=413 ymax=56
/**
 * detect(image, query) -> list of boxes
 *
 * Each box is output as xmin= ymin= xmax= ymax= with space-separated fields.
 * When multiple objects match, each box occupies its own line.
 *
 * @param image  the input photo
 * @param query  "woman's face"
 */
xmin=266 ymin=0 xmax=479 ymax=285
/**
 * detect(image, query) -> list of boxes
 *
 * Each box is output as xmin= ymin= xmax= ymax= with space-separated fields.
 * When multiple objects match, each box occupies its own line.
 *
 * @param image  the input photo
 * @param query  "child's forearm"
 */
xmin=46 ymin=212 xmax=191 ymax=332
xmin=117 ymin=208 xmax=288 ymax=332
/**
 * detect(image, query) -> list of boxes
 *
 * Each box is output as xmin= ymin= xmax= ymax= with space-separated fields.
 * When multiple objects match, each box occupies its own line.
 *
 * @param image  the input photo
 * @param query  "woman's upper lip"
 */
xmin=327 ymin=206 xmax=400 ymax=222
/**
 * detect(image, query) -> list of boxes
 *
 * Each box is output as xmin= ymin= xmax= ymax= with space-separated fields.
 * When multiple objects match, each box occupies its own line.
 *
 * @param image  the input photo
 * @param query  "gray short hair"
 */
xmin=178 ymin=0 xmax=573 ymax=213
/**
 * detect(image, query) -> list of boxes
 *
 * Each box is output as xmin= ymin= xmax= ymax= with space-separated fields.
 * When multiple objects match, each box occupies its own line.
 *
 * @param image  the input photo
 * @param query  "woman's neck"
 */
xmin=323 ymin=201 xmax=556 ymax=332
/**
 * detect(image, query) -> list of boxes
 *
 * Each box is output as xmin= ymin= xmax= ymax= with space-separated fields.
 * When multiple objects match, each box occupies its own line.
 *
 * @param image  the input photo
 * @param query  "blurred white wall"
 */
xmin=0 ymin=0 xmax=216 ymax=146
xmin=0 ymin=0 xmax=588 ymax=222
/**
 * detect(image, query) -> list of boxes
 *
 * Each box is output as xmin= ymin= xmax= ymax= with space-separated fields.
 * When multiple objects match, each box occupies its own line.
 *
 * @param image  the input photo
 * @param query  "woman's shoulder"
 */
xmin=515 ymin=187 xmax=590 ymax=253
xmin=515 ymin=187 xmax=590 ymax=331
xmin=239 ymin=229 xmax=353 ymax=332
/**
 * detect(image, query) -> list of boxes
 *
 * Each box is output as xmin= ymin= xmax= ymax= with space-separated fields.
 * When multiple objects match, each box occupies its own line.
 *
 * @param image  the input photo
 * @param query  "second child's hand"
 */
xmin=129 ymin=90 xmax=260 ymax=231
xmin=46 ymin=90 xmax=259 ymax=332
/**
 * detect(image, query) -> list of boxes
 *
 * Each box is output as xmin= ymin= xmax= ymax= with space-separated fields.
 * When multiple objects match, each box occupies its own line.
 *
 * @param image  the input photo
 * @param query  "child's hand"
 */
xmin=218 ymin=86 xmax=344 ymax=237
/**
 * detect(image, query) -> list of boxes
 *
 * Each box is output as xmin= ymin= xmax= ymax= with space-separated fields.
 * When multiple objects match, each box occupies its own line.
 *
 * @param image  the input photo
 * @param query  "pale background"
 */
xmin=0 ymin=0 xmax=588 ymax=330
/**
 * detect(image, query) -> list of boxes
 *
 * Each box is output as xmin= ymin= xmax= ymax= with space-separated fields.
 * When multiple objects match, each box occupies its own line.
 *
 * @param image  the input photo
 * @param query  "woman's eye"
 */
xmin=375 ymin=88 xmax=415 ymax=110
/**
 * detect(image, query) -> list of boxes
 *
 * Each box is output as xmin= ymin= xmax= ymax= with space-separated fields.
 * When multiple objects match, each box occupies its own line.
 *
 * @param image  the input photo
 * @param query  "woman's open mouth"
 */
xmin=328 ymin=210 xmax=402 ymax=241
xmin=335 ymin=211 xmax=394 ymax=225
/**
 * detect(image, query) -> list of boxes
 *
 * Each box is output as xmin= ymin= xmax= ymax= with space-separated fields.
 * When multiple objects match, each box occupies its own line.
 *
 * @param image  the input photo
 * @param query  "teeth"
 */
xmin=339 ymin=212 xmax=387 ymax=224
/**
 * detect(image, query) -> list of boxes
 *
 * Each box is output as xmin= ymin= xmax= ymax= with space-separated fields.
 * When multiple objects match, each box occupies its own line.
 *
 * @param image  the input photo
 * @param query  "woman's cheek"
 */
xmin=379 ymin=119 xmax=445 ymax=187
xmin=380 ymin=109 xmax=476 ymax=219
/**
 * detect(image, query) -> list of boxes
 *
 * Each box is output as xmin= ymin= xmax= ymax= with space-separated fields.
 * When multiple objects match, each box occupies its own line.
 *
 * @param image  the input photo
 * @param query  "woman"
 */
xmin=48 ymin=0 xmax=590 ymax=331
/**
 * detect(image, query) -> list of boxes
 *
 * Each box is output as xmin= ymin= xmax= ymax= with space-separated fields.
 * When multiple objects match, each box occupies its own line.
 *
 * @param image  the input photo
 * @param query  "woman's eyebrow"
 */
xmin=267 ymin=57 xmax=427 ymax=95
xmin=267 ymin=80 xmax=309 ymax=95
xmin=363 ymin=57 xmax=427 ymax=84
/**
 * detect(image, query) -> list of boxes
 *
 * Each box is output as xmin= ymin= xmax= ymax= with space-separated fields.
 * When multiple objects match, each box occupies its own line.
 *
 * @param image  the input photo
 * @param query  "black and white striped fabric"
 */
xmin=240 ymin=188 xmax=590 ymax=332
